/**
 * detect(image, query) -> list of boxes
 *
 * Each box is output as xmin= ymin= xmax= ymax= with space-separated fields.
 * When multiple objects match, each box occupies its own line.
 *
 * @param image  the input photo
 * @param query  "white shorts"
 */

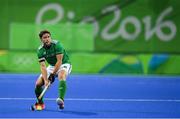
xmin=40 ymin=63 xmax=72 ymax=78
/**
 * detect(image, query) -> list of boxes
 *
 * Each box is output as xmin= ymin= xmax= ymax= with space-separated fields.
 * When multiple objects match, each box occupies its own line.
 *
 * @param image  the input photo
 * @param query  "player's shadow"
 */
xmin=61 ymin=110 xmax=97 ymax=116
xmin=46 ymin=109 xmax=97 ymax=116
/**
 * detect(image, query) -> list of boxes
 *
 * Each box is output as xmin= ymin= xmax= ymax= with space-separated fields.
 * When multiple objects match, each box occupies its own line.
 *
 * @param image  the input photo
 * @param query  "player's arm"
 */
xmin=52 ymin=41 xmax=63 ymax=75
xmin=47 ymin=54 xmax=63 ymax=84
xmin=37 ymin=48 xmax=49 ymax=86
xmin=39 ymin=61 xmax=49 ymax=86
xmin=52 ymin=54 xmax=63 ymax=74
xmin=48 ymin=41 xmax=63 ymax=83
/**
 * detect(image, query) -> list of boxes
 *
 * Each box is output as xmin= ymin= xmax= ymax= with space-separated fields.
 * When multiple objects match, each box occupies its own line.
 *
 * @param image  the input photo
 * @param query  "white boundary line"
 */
xmin=1 ymin=118 xmax=177 ymax=119
xmin=0 ymin=98 xmax=180 ymax=102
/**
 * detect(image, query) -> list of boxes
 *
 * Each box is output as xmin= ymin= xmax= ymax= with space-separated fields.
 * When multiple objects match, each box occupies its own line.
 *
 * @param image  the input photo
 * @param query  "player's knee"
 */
xmin=59 ymin=75 xmax=66 ymax=80
xmin=35 ymin=77 xmax=44 ymax=87
xmin=35 ymin=83 xmax=42 ymax=88
xmin=58 ymin=71 xmax=66 ymax=80
xmin=35 ymin=81 xmax=43 ymax=87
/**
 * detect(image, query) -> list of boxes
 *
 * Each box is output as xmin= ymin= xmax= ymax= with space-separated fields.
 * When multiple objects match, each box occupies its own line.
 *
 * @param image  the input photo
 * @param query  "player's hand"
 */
xmin=44 ymin=80 xmax=50 ymax=87
xmin=48 ymin=73 xmax=55 ymax=84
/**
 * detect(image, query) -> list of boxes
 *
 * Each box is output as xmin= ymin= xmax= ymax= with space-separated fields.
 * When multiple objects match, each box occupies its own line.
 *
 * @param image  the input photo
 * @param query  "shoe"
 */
xmin=56 ymin=98 xmax=64 ymax=109
xmin=34 ymin=102 xmax=45 ymax=111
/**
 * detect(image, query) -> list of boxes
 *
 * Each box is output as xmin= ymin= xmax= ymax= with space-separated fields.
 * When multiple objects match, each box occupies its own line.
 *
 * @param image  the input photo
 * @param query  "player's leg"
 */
xmin=32 ymin=66 xmax=53 ymax=111
xmin=35 ymin=76 xmax=44 ymax=103
xmin=56 ymin=64 xmax=72 ymax=109
xmin=33 ymin=76 xmax=46 ymax=110
xmin=56 ymin=70 xmax=67 ymax=109
xmin=35 ymin=65 xmax=53 ymax=102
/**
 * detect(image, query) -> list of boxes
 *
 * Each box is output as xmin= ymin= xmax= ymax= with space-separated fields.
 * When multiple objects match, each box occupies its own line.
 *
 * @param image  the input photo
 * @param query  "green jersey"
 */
xmin=37 ymin=40 xmax=70 ymax=66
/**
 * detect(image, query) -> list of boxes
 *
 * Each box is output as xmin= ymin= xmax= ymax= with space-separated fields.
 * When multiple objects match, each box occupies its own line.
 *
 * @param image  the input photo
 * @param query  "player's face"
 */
xmin=41 ymin=33 xmax=51 ymax=46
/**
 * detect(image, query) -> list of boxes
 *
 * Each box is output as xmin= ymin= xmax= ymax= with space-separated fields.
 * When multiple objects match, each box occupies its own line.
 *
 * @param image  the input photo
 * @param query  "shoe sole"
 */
xmin=56 ymin=98 xmax=64 ymax=109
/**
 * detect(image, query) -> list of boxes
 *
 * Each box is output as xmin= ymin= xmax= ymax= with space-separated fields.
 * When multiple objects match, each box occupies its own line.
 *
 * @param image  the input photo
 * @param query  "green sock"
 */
xmin=35 ymin=86 xmax=43 ymax=103
xmin=59 ymin=80 xmax=67 ymax=100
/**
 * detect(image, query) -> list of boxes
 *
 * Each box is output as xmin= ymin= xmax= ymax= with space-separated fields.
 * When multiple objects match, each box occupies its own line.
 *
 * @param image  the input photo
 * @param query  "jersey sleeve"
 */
xmin=37 ymin=49 xmax=45 ymax=62
xmin=55 ymin=42 xmax=64 ymax=55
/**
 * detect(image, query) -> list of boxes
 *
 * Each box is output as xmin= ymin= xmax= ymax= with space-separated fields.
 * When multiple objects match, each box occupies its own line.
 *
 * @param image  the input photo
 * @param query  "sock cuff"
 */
xmin=60 ymin=79 xmax=66 ymax=82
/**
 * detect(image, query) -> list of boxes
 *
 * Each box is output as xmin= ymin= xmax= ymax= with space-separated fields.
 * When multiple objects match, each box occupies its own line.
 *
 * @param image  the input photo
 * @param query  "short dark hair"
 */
xmin=39 ymin=30 xmax=51 ymax=39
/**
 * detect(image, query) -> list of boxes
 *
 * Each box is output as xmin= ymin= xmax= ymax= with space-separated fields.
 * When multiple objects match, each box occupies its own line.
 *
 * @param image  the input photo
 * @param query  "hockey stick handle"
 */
xmin=38 ymin=82 xmax=51 ymax=100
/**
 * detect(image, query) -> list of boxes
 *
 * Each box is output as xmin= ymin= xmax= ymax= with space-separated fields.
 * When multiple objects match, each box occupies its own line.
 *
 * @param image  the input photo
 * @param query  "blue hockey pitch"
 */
xmin=0 ymin=74 xmax=180 ymax=118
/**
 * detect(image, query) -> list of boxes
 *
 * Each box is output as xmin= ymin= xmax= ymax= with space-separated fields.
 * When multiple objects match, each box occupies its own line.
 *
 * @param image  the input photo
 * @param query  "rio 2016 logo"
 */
xmin=35 ymin=3 xmax=177 ymax=42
